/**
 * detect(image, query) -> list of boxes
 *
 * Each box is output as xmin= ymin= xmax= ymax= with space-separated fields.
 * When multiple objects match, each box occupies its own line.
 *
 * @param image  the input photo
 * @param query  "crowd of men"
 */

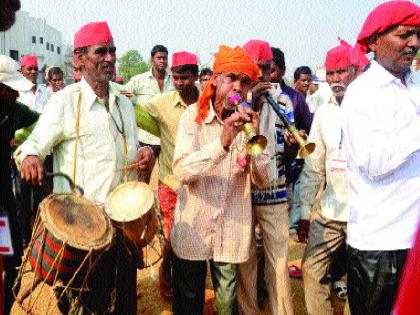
xmin=0 ymin=0 xmax=419 ymax=314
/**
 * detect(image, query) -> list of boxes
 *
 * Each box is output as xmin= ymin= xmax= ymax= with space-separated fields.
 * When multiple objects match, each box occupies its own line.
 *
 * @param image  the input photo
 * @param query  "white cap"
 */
xmin=0 ymin=55 xmax=34 ymax=92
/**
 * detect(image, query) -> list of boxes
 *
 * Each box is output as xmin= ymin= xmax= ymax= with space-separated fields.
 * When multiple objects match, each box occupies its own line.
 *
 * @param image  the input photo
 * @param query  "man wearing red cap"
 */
xmin=341 ymin=1 xmax=420 ymax=314
xmin=170 ymin=45 xmax=273 ymax=314
xmin=237 ymin=39 xmax=294 ymax=315
xmin=298 ymin=40 xmax=360 ymax=315
xmin=18 ymin=55 xmax=49 ymax=113
xmin=135 ymin=51 xmax=200 ymax=297
xmin=16 ymin=21 xmax=154 ymax=314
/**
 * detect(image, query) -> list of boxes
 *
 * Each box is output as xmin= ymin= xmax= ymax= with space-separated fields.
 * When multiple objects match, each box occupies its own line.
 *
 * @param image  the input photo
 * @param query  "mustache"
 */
xmin=330 ymin=83 xmax=346 ymax=90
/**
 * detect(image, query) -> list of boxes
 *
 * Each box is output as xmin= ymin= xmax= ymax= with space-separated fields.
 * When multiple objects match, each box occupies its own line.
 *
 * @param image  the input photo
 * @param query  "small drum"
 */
xmin=105 ymin=181 xmax=157 ymax=249
xmin=29 ymin=193 xmax=114 ymax=285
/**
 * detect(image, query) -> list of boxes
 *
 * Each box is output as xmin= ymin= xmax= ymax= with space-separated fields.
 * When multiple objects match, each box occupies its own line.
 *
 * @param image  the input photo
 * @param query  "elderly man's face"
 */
xmin=214 ymin=72 xmax=251 ymax=117
xmin=369 ymin=25 xmax=420 ymax=75
xmin=326 ymin=66 xmax=356 ymax=97
xmin=81 ymin=41 xmax=116 ymax=83
xmin=21 ymin=66 xmax=38 ymax=84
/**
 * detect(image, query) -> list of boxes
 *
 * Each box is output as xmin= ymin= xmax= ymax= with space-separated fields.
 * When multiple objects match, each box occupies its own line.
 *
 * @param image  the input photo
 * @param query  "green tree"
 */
xmin=117 ymin=49 xmax=151 ymax=82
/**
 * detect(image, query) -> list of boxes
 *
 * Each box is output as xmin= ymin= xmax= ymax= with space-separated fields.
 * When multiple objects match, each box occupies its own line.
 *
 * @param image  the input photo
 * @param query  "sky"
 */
xmin=20 ymin=0 xmax=420 ymax=75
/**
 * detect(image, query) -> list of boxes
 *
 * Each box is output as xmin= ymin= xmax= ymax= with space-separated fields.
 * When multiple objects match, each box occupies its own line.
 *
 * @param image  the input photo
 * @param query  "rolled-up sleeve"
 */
xmin=15 ymin=94 xmax=65 ymax=165
xmin=299 ymin=111 xmax=326 ymax=220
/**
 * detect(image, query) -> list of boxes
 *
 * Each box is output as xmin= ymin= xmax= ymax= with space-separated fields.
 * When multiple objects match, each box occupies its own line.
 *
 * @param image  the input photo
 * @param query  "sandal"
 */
xmin=333 ymin=280 xmax=347 ymax=300
xmin=288 ymin=265 xmax=303 ymax=279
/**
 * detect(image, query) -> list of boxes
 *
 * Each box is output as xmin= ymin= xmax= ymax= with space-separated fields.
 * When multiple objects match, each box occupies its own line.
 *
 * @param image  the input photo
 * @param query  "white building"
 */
xmin=0 ymin=11 xmax=70 ymax=72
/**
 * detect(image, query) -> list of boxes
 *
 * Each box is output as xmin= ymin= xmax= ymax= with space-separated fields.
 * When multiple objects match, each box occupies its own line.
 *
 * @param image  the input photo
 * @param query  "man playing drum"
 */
xmin=16 ymin=21 xmax=154 ymax=314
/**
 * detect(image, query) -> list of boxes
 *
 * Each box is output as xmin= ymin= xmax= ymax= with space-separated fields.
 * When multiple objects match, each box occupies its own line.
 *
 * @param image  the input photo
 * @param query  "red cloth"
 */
xmin=243 ymin=39 xmax=273 ymax=62
xmin=0 ymin=256 xmax=4 ymax=315
xmin=325 ymin=38 xmax=369 ymax=72
xmin=394 ymin=223 xmax=420 ymax=314
xmin=73 ymin=21 xmax=113 ymax=50
xmin=157 ymin=182 xmax=177 ymax=237
xmin=357 ymin=0 xmax=420 ymax=52
xmin=20 ymin=55 xmax=38 ymax=67
xmin=115 ymin=75 xmax=124 ymax=83
xmin=172 ymin=51 xmax=198 ymax=68
xmin=195 ymin=45 xmax=259 ymax=124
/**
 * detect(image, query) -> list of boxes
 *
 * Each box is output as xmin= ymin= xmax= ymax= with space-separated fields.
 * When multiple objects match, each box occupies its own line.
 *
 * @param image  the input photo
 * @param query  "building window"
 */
xmin=46 ymin=42 xmax=49 ymax=50
xmin=40 ymin=37 xmax=43 ymax=44
xmin=57 ymin=47 xmax=61 ymax=54
xmin=32 ymin=36 xmax=36 ymax=44
xmin=51 ymin=44 xmax=54 ymax=52
xmin=10 ymin=50 xmax=19 ymax=61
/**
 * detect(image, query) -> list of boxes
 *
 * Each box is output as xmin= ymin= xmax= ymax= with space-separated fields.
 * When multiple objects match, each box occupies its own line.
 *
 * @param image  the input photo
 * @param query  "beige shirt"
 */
xmin=122 ymin=69 xmax=173 ymax=145
xmin=15 ymin=78 xmax=138 ymax=203
xmin=141 ymin=91 xmax=188 ymax=190
xmin=170 ymin=103 xmax=274 ymax=263
xmin=299 ymin=97 xmax=350 ymax=222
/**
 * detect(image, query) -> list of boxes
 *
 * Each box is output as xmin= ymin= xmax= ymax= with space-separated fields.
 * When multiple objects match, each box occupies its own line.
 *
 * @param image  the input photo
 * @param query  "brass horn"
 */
xmin=264 ymin=94 xmax=315 ymax=158
xmin=230 ymin=94 xmax=267 ymax=156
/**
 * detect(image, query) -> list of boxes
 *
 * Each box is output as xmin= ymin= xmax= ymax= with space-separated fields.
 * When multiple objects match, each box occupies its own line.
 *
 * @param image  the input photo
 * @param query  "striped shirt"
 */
xmin=170 ymin=103 xmax=274 ymax=263
xmin=251 ymin=91 xmax=294 ymax=205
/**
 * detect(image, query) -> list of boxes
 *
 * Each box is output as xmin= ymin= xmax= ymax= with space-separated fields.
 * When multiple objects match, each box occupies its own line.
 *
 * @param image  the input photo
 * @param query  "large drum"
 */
xmin=29 ymin=193 xmax=114 ymax=285
xmin=105 ymin=181 xmax=157 ymax=250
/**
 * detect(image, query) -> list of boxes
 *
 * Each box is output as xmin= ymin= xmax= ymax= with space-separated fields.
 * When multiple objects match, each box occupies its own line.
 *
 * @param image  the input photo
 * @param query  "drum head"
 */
xmin=40 ymin=193 xmax=113 ymax=251
xmin=105 ymin=181 xmax=154 ymax=222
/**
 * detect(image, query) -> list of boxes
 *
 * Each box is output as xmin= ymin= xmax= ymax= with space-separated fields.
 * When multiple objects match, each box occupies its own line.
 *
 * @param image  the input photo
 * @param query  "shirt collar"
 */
xmin=173 ymin=91 xmax=187 ymax=108
xmin=369 ymin=60 xmax=415 ymax=87
xmin=80 ymin=77 xmax=119 ymax=110
xmin=203 ymin=101 xmax=223 ymax=125
xmin=149 ymin=68 xmax=172 ymax=81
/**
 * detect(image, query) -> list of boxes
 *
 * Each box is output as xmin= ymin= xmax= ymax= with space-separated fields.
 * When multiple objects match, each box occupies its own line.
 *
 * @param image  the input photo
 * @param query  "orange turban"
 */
xmin=195 ymin=45 xmax=259 ymax=124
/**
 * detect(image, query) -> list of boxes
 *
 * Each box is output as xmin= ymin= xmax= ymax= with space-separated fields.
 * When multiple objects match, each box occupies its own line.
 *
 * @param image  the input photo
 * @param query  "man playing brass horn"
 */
xmin=16 ymin=21 xmax=154 ymax=314
xmin=170 ymin=45 xmax=274 ymax=314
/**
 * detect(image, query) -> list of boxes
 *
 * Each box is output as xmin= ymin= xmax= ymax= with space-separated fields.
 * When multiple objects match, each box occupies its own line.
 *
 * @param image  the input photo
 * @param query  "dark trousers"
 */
xmin=172 ymin=254 xmax=238 ymax=315
xmin=347 ymin=245 xmax=408 ymax=315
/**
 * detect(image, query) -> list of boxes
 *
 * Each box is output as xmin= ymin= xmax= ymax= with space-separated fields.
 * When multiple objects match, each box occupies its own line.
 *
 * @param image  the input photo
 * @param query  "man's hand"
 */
xmin=21 ymin=155 xmax=44 ymax=186
xmin=220 ymin=106 xmax=259 ymax=149
xmin=136 ymin=146 xmax=155 ymax=174
xmin=284 ymin=129 xmax=306 ymax=147
xmin=251 ymin=81 xmax=272 ymax=111
xmin=297 ymin=219 xmax=310 ymax=243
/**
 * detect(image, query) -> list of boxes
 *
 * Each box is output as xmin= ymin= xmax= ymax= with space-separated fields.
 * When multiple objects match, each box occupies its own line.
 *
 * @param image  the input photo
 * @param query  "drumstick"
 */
xmin=114 ymin=162 xmax=140 ymax=172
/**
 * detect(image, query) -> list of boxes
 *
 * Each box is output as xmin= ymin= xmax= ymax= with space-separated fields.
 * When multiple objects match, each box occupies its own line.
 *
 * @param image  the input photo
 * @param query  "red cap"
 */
xmin=73 ymin=21 xmax=113 ymax=50
xmin=243 ymin=39 xmax=273 ymax=62
xmin=115 ymin=75 xmax=124 ymax=83
xmin=172 ymin=51 xmax=198 ymax=68
xmin=20 ymin=55 xmax=38 ymax=67
xmin=357 ymin=1 xmax=420 ymax=52
xmin=325 ymin=38 xmax=369 ymax=71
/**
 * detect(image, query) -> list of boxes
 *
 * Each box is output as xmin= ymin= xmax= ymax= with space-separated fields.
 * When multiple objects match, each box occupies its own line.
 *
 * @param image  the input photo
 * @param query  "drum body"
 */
xmin=29 ymin=193 xmax=113 ymax=285
xmin=105 ymin=181 xmax=156 ymax=249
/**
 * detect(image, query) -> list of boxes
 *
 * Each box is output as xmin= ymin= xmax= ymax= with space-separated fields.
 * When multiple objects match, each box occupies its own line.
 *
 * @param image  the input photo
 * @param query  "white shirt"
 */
xmin=306 ymin=82 xmax=332 ymax=114
xmin=341 ymin=61 xmax=420 ymax=250
xmin=300 ymin=97 xmax=350 ymax=222
xmin=18 ymin=84 xmax=50 ymax=113
xmin=15 ymin=78 xmax=139 ymax=203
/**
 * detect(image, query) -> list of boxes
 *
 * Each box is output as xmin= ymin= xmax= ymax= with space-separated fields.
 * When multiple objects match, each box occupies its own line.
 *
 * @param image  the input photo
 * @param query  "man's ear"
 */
xmin=367 ymin=35 xmax=378 ymax=53
xmin=75 ymin=51 xmax=85 ymax=68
